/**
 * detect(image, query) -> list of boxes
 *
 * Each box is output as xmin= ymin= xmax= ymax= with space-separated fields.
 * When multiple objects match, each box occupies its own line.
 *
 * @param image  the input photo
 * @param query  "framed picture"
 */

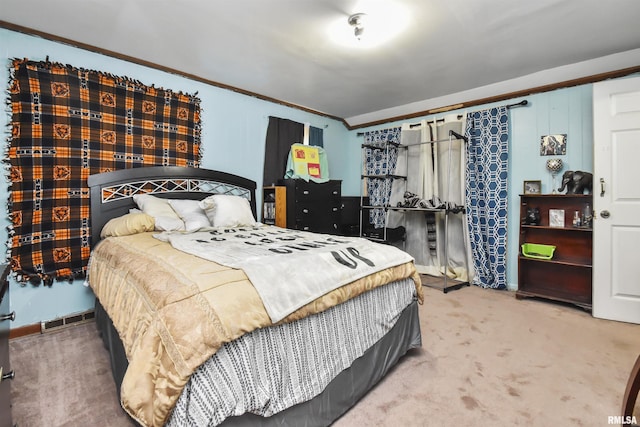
xmin=540 ymin=134 xmax=567 ymax=156
xmin=523 ymin=180 xmax=542 ymax=194
xmin=549 ymin=209 xmax=565 ymax=227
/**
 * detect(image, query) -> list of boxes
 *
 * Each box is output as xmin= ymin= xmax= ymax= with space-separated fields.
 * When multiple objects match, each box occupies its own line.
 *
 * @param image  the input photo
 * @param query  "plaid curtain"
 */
xmin=7 ymin=59 xmax=202 ymax=285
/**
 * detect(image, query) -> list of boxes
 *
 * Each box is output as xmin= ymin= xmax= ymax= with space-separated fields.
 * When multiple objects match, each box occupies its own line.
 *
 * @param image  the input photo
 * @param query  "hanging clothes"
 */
xmin=398 ymin=115 xmax=471 ymax=281
xmin=284 ymin=143 xmax=330 ymax=182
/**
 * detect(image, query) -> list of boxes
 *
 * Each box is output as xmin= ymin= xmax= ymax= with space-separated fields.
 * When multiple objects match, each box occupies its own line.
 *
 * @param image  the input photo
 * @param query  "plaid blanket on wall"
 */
xmin=7 ymin=59 xmax=202 ymax=285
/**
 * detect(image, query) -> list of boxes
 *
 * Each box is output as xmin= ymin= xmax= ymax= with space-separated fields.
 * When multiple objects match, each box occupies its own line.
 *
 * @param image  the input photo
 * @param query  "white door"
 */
xmin=592 ymin=76 xmax=640 ymax=324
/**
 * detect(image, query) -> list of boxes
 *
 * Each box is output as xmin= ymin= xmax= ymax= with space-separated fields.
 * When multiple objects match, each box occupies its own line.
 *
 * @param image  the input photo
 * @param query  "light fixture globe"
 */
xmin=546 ymin=158 xmax=564 ymax=194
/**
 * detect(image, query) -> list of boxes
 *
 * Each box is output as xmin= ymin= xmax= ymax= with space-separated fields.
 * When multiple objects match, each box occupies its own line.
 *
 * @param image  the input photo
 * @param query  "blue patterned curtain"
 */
xmin=464 ymin=107 xmax=509 ymax=289
xmin=363 ymin=128 xmax=401 ymax=228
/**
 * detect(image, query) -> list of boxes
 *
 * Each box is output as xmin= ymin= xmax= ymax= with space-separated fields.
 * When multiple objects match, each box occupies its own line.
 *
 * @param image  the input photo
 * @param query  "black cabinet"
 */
xmin=285 ymin=179 xmax=341 ymax=234
xmin=1 ymin=264 xmax=14 ymax=427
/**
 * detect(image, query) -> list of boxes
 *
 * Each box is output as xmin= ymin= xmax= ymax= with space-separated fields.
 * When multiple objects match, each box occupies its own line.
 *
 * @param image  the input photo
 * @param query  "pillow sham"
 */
xmin=199 ymin=194 xmax=257 ymax=228
xmin=167 ymin=199 xmax=211 ymax=232
xmin=100 ymin=212 xmax=155 ymax=238
xmin=132 ymin=194 xmax=185 ymax=231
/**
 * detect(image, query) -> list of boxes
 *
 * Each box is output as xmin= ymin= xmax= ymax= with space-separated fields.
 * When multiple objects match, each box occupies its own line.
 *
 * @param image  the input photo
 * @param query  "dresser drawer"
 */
xmin=293 ymin=214 xmax=340 ymax=234
xmin=294 ymin=201 xmax=341 ymax=218
xmin=289 ymin=180 xmax=340 ymax=202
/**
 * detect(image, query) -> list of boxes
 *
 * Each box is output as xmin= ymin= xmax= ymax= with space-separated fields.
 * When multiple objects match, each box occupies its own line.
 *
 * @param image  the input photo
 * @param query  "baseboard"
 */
xmin=9 ymin=323 xmax=40 ymax=339
xmin=9 ymin=309 xmax=95 ymax=339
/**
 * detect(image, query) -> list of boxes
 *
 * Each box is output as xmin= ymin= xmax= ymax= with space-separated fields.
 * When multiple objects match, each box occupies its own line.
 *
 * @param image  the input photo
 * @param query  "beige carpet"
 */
xmin=9 ymin=285 xmax=640 ymax=427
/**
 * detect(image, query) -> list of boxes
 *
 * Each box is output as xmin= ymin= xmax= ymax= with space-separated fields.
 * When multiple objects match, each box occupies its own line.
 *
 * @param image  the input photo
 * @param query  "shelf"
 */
xmin=361 ymin=204 xmax=445 ymax=213
xmin=518 ymin=193 xmax=593 ymax=309
xmin=520 ymin=225 xmax=592 ymax=232
xmin=362 ymin=142 xmax=401 ymax=149
xmin=361 ymin=174 xmax=407 ymax=180
xmin=518 ymin=256 xmax=592 ymax=268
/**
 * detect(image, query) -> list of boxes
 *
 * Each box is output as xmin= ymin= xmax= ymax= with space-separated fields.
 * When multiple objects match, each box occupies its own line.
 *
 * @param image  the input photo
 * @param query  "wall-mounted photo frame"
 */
xmin=540 ymin=134 xmax=567 ymax=156
xmin=523 ymin=180 xmax=542 ymax=194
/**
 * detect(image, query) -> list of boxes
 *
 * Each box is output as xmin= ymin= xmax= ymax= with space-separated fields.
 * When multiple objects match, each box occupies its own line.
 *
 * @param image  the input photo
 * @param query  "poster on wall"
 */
xmin=540 ymin=134 xmax=567 ymax=155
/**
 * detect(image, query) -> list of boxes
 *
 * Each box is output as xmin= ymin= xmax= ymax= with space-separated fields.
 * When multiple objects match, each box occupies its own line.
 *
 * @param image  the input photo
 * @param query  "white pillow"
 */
xmin=167 ymin=199 xmax=211 ymax=232
xmin=199 ymin=194 xmax=257 ymax=228
xmin=132 ymin=194 xmax=185 ymax=231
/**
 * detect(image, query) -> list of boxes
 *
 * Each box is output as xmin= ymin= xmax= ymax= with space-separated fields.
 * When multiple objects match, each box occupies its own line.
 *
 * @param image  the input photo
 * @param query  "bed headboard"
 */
xmin=87 ymin=166 xmax=257 ymax=247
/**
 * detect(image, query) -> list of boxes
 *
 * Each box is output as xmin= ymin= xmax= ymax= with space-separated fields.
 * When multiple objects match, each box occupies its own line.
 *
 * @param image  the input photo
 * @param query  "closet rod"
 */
xmin=356 ymin=99 xmax=529 ymax=136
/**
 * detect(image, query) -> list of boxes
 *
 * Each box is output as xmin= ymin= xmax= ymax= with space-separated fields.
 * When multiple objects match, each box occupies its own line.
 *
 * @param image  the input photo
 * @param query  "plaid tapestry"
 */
xmin=7 ymin=59 xmax=201 ymax=285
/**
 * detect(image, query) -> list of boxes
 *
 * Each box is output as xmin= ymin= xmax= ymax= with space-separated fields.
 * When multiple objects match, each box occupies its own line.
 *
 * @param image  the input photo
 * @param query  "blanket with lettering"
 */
xmin=157 ymin=225 xmax=414 ymax=322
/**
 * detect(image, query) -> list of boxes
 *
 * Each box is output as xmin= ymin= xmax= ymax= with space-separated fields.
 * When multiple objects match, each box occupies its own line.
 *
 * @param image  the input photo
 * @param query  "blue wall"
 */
xmin=0 ymin=29 xmax=349 ymax=328
xmin=1 ymin=28 xmax=595 ymax=327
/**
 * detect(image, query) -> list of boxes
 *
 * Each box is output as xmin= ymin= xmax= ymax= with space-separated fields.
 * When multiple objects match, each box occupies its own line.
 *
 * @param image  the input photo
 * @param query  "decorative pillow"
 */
xmin=167 ymin=199 xmax=211 ymax=232
xmin=132 ymin=194 xmax=185 ymax=231
xmin=100 ymin=213 xmax=155 ymax=238
xmin=199 ymin=194 xmax=257 ymax=228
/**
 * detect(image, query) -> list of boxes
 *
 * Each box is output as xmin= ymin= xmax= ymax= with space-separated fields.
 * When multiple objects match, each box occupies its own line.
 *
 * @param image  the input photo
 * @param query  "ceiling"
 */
xmin=2 ymin=0 xmax=640 ymax=127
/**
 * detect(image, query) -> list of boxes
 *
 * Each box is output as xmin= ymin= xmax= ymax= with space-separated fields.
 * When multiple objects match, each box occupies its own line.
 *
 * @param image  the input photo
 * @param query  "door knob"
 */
xmin=600 ymin=210 xmax=610 ymax=218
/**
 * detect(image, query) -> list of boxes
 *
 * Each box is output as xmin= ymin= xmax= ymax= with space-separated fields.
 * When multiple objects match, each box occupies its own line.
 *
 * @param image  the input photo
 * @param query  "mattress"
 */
xmin=96 ymin=292 xmax=422 ymax=426
xmin=88 ymin=231 xmax=422 ymax=426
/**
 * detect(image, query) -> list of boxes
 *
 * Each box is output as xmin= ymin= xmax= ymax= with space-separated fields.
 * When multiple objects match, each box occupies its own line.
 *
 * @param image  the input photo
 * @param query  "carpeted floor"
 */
xmin=8 ymin=284 xmax=640 ymax=427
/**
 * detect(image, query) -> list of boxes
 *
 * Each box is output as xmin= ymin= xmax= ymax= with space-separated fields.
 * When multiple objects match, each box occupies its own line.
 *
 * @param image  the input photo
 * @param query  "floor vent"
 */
xmin=40 ymin=310 xmax=95 ymax=333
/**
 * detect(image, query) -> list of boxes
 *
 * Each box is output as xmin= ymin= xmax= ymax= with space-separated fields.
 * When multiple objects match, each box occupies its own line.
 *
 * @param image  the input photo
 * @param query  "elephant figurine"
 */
xmin=558 ymin=170 xmax=593 ymax=194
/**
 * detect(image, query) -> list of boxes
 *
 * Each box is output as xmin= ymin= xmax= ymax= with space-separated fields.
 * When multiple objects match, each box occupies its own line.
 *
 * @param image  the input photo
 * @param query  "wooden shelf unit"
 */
xmin=262 ymin=186 xmax=287 ymax=228
xmin=517 ymin=194 xmax=593 ymax=310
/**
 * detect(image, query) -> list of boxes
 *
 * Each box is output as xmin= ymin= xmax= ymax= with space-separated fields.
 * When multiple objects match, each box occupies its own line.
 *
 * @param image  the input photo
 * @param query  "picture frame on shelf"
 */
xmin=523 ymin=180 xmax=542 ymax=195
xmin=549 ymin=209 xmax=565 ymax=227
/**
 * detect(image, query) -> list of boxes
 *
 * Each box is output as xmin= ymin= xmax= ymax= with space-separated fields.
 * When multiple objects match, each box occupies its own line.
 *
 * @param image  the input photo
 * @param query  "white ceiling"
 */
xmin=2 ymin=0 xmax=640 ymax=127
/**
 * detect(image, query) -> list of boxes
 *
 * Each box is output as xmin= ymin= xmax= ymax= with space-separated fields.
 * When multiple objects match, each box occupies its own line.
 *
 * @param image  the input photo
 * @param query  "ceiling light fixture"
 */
xmin=329 ymin=3 xmax=409 ymax=48
xmin=348 ymin=13 xmax=367 ymax=41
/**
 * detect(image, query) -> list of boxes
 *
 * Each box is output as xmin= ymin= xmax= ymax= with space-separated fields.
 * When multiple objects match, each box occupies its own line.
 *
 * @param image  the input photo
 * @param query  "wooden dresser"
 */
xmin=0 ymin=264 xmax=14 ymax=427
xmin=284 ymin=179 xmax=341 ymax=234
xmin=517 ymin=194 xmax=593 ymax=309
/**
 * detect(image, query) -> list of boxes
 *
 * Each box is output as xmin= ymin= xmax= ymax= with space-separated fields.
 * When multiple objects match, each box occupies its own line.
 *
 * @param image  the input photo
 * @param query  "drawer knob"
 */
xmin=1 ymin=368 xmax=15 ymax=382
xmin=0 ymin=311 xmax=15 ymax=322
xmin=302 ymin=209 xmax=309 ymax=214
xmin=332 ymin=207 xmax=338 ymax=212
xmin=303 ymin=190 xmax=310 ymax=195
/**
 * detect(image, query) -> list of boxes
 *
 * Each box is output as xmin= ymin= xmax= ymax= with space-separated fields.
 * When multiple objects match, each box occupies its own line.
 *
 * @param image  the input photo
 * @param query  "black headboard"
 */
xmin=87 ymin=166 xmax=257 ymax=247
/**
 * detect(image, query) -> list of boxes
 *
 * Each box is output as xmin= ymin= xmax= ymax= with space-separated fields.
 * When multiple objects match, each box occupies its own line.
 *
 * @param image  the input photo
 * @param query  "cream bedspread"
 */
xmin=88 ymin=232 xmax=422 ymax=427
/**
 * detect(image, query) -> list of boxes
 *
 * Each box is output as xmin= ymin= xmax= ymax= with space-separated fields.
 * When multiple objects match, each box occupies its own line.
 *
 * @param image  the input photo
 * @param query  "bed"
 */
xmin=86 ymin=166 xmax=423 ymax=427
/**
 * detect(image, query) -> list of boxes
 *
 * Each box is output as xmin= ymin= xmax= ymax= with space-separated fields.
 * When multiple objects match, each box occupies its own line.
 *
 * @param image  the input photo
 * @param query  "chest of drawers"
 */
xmin=284 ymin=180 xmax=341 ymax=234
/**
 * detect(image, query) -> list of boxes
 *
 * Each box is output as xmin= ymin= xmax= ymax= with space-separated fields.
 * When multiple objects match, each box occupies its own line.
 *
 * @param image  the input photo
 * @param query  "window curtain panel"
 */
xmin=464 ymin=106 xmax=509 ymax=289
xmin=7 ymin=59 xmax=201 ymax=285
xmin=363 ymin=127 xmax=401 ymax=229
xmin=263 ymin=117 xmax=304 ymax=187
xmin=309 ymin=125 xmax=323 ymax=148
